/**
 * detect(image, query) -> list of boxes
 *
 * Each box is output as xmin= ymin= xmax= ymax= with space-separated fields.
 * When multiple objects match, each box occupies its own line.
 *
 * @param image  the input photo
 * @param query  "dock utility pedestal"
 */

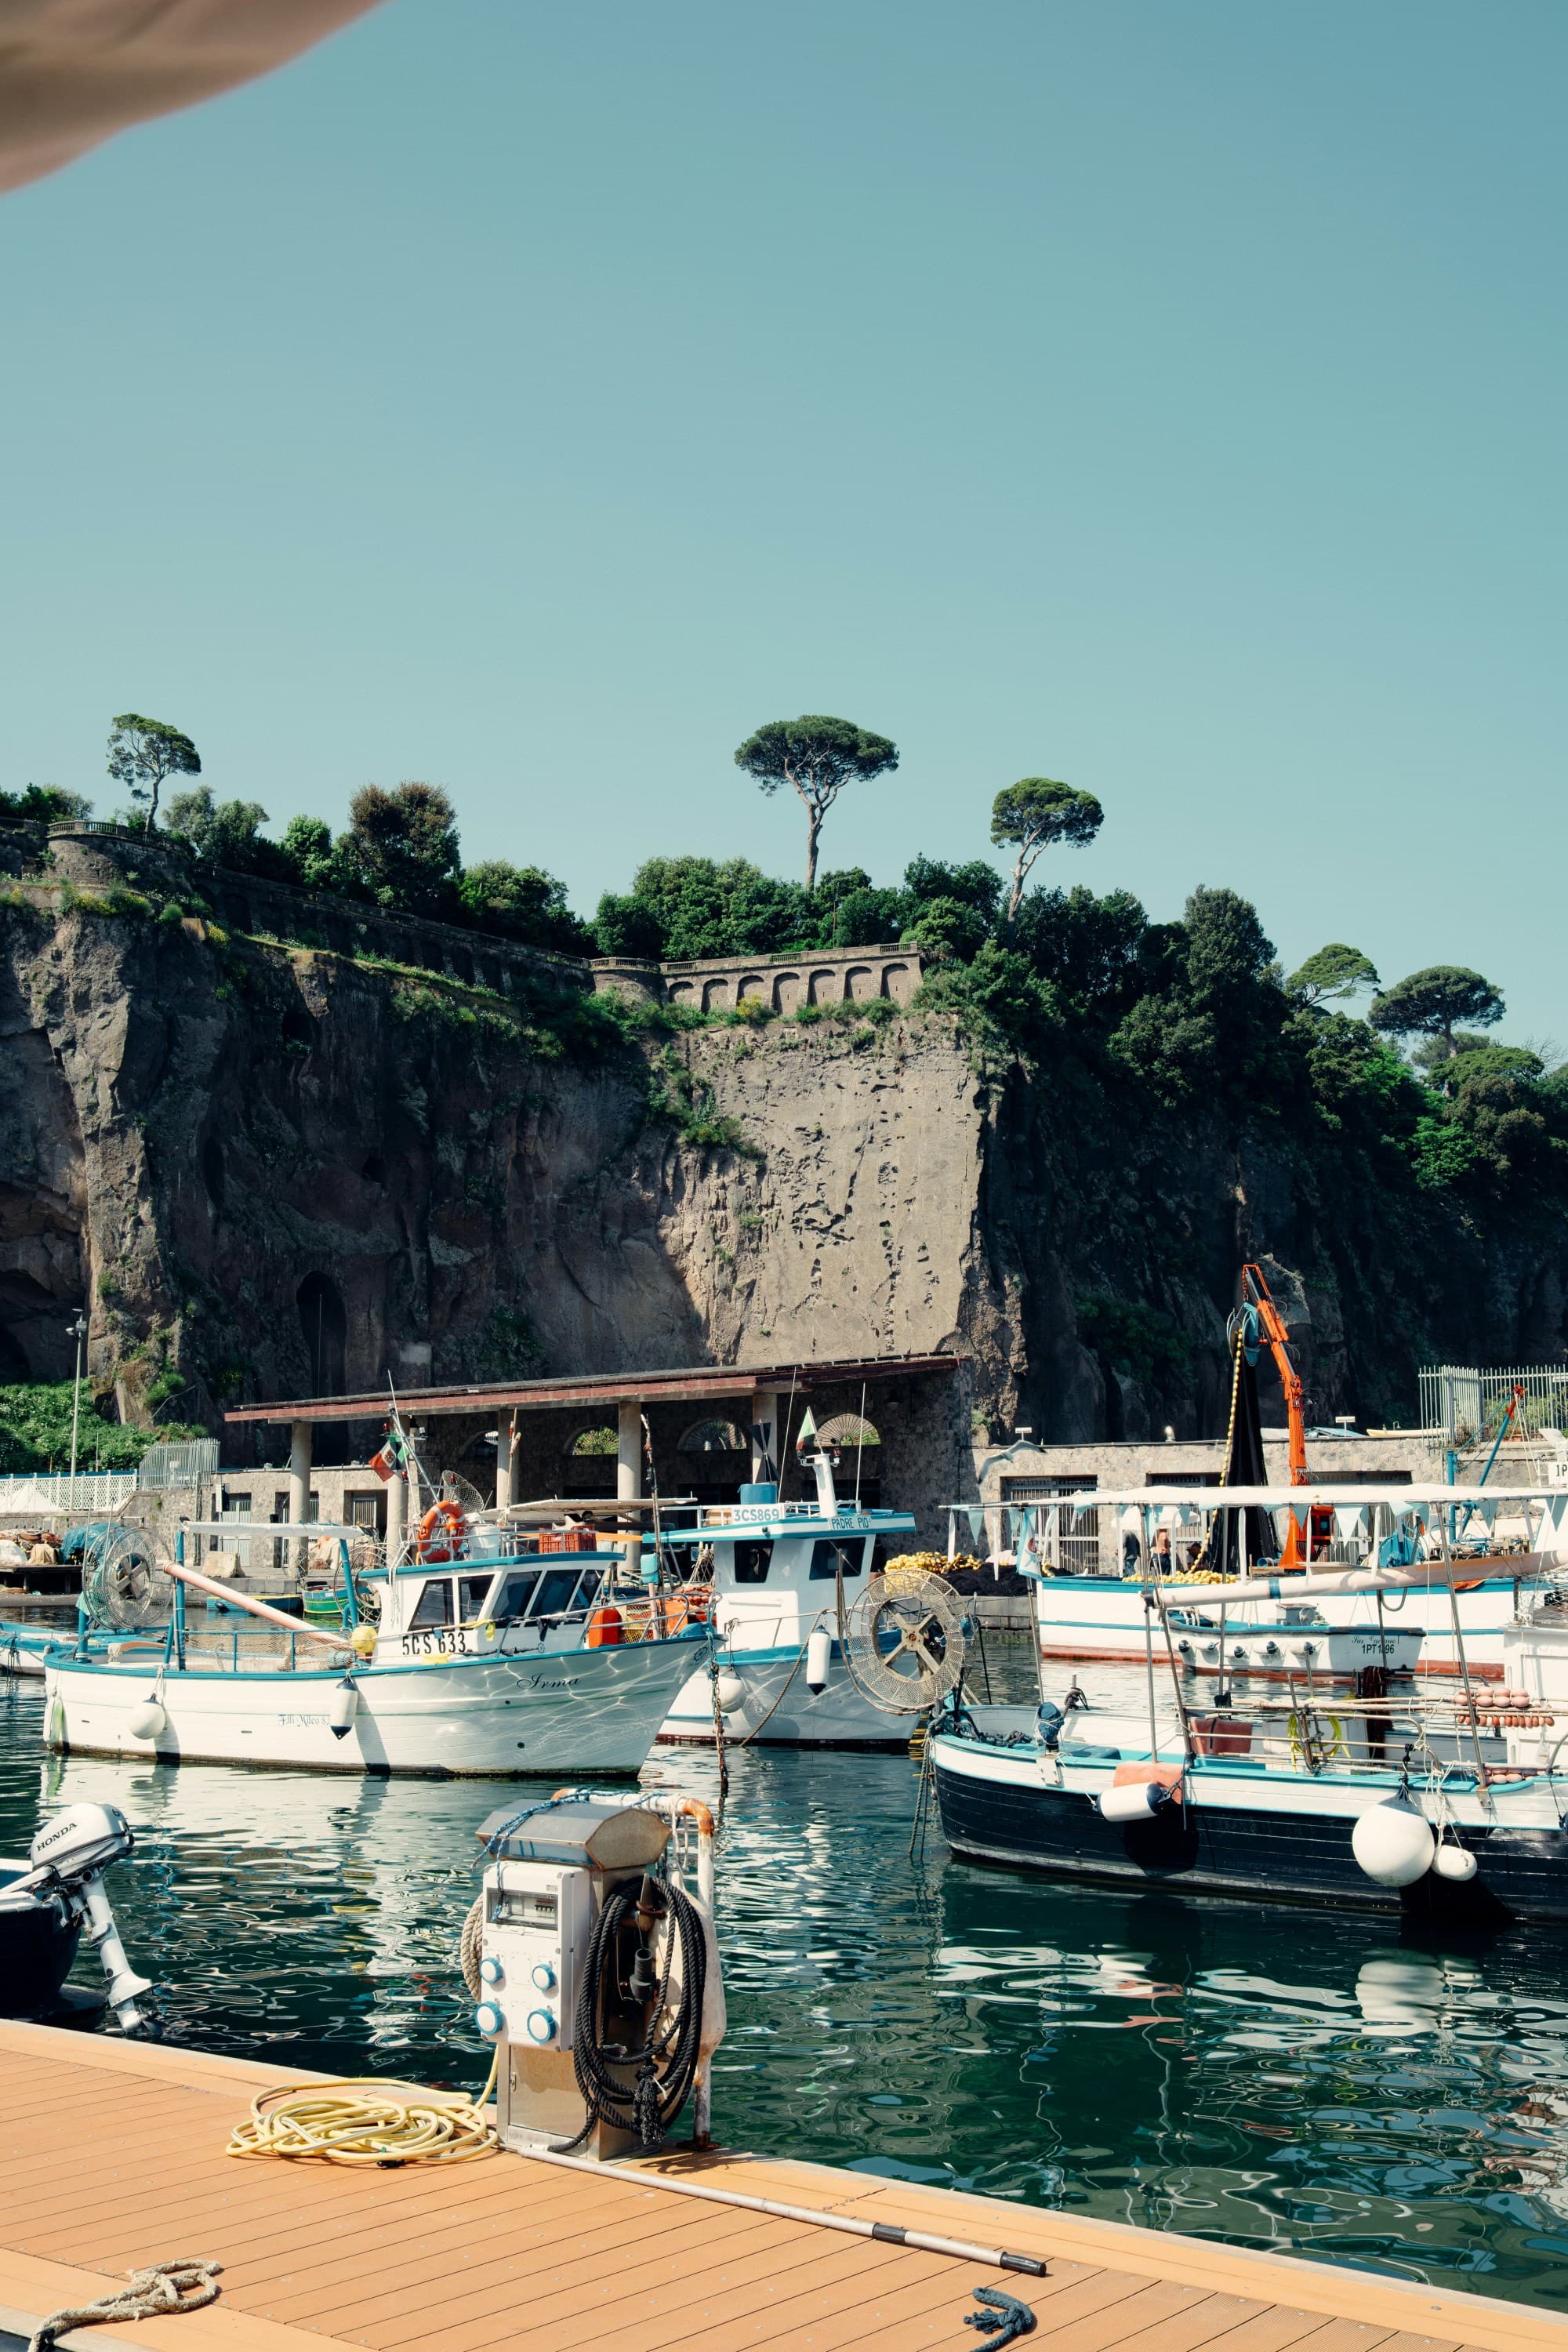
xmin=472 ymin=1797 xmax=718 ymax=2162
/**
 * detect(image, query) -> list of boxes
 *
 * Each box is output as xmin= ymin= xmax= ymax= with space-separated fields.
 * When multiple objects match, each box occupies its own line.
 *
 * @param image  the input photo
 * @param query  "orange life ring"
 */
xmin=586 ymin=1605 xmax=623 ymax=1649
xmin=415 ymin=1500 xmax=467 ymax=1563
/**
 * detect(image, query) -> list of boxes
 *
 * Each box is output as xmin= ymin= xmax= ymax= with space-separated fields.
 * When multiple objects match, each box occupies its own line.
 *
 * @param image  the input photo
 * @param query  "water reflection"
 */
xmin=5 ymin=1659 xmax=1568 ymax=2313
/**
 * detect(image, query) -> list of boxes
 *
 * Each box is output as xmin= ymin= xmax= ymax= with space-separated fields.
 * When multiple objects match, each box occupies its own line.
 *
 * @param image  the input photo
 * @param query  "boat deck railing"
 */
xmin=978 ymin=1683 xmax=1566 ymax=1789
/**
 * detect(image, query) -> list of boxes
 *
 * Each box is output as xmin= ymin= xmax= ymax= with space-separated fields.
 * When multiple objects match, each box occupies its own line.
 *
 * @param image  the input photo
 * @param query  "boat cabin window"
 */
xmin=731 ymin=1541 xmax=772 ymax=1584
xmin=533 ymin=1566 xmax=584 ymax=1618
xmin=458 ymin=1574 xmax=492 ymax=1621
xmin=489 ymin=1570 xmax=540 ymax=1623
xmin=408 ymin=1579 xmax=453 ymax=1628
xmin=810 ymin=1537 xmax=867 ymax=1581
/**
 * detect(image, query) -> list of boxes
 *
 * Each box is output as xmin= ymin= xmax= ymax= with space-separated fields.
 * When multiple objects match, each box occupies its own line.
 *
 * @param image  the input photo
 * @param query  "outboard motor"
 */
xmin=0 ymin=1803 xmax=152 ymax=2029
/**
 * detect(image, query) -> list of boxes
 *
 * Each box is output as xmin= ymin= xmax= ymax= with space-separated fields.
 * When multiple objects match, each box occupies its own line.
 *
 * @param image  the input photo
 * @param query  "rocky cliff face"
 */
xmin=0 ymin=874 xmax=1562 ymax=1454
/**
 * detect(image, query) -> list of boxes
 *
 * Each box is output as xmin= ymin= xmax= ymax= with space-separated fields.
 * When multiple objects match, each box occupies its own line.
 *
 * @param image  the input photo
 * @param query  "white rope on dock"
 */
xmin=27 ymin=2258 xmax=222 ymax=2349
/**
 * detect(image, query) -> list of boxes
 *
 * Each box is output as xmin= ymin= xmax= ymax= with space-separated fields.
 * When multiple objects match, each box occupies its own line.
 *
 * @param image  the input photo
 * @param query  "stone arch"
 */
xmin=296 ymin=1272 xmax=347 ymax=1396
xmin=678 ymin=1417 xmax=748 ymax=1454
xmin=773 ymin=970 xmax=802 ymax=1013
xmin=816 ymin=1411 xmax=880 ymax=1446
xmin=738 ymin=974 xmax=768 ymax=1004
xmin=565 ymin=1423 xmax=618 ymax=1457
xmin=702 ymin=978 xmax=733 ymax=1013
xmin=882 ymin=960 xmax=916 ymax=1005
xmin=808 ymin=967 xmax=841 ymax=1006
xmin=666 ymin=980 xmax=697 ymax=1008
xmin=847 ymin=964 xmax=876 ymax=1002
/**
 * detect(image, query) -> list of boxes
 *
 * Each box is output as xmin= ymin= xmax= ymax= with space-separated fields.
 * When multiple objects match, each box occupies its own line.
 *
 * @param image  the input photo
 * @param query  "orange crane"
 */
xmin=1233 ymin=1262 xmax=1312 ymax=1568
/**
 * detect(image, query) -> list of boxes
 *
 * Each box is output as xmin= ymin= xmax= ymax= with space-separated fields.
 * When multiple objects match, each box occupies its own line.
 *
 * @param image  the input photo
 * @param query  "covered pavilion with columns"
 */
xmin=223 ymin=1351 xmax=970 ymax=1556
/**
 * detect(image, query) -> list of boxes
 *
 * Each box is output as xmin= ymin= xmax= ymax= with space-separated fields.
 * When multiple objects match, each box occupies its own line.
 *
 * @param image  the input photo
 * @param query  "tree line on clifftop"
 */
xmin=6 ymin=711 xmax=1563 ymax=1212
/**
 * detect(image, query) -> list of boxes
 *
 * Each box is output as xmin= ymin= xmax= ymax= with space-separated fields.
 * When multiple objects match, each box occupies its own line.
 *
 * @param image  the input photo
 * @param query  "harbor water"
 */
xmin=5 ymin=1646 xmax=1568 ymax=2318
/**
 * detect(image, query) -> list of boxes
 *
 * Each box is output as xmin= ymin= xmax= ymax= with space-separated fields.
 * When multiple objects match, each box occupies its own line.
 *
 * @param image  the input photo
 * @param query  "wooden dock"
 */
xmin=0 ymin=2020 xmax=1559 ymax=2352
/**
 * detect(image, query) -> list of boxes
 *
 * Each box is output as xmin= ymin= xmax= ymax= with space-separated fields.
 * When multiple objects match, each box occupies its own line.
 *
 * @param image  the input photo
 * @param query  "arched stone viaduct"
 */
xmin=590 ymin=943 xmax=923 ymax=1014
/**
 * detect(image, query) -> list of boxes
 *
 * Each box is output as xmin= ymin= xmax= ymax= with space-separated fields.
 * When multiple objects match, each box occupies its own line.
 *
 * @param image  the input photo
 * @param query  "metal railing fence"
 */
xmin=0 ymin=1472 xmax=138 ymax=1514
xmin=1417 ymin=1366 xmax=1568 ymax=1446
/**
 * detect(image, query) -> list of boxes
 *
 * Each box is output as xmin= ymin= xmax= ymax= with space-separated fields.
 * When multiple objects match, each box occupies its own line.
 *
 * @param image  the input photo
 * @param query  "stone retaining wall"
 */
xmin=45 ymin=827 xmax=586 ymax=1000
xmin=42 ymin=831 xmax=925 ymax=1015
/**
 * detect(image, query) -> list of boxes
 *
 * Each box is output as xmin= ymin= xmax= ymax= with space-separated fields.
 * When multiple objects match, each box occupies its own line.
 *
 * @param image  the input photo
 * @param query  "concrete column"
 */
xmin=617 ymin=1399 xmax=643 ymax=1503
xmin=385 ymin=1463 xmax=406 ymax=1563
xmin=494 ymin=1413 xmax=512 ymax=1510
xmin=287 ymin=1419 xmax=312 ymax=1582
xmin=750 ymin=1391 xmax=780 ymax=1486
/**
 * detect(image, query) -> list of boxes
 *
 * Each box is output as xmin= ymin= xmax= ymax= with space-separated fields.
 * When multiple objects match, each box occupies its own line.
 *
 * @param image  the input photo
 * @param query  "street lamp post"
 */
xmin=66 ymin=1312 xmax=89 ymax=1486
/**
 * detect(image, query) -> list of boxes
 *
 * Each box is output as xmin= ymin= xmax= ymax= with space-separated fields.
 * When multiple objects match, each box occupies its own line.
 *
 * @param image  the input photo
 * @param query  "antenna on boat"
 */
xmin=777 ymin=1364 xmax=800 ymax=1499
xmin=854 ymin=1382 xmax=867 ymax=1510
xmin=384 ymin=1377 xmax=427 ymax=1528
xmin=641 ymin=1414 xmax=669 ymax=1591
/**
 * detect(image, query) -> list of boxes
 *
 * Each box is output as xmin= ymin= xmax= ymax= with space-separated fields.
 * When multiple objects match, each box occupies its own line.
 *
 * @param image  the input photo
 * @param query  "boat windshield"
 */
xmin=482 ymin=1565 xmax=604 ymax=1624
xmin=408 ymin=1579 xmax=453 ymax=1627
xmin=488 ymin=1570 xmax=540 ymax=1623
xmin=810 ymin=1537 xmax=867 ymax=1581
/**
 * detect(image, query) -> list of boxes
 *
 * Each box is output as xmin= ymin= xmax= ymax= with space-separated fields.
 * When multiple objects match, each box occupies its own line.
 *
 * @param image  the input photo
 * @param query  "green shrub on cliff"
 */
xmin=593 ymin=851 xmax=1000 ymax=964
xmin=0 ymin=786 xmax=89 ymax=825
xmin=0 ymin=1382 xmax=164 ymax=1474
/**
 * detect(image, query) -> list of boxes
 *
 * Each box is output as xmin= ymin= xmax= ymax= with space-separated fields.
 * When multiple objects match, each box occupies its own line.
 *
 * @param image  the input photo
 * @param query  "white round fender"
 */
xmin=127 ymin=1694 xmax=166 ymax=1740
xmin=1099 ymin=1780 xmax=1170 ymax=1824
xmin=1432 ymin=1841 xmax=1478 ymax=1883
xmin=328 ymin=1678 xmax=359 ymax=1739
xmin=805 ymin=1628 xmax=831 ymax=1695
xmin=1351 ymin=1798 xmax=1434 ymax=1888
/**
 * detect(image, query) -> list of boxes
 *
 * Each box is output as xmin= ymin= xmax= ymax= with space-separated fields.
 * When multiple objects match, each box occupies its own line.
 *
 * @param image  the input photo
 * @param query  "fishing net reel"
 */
xmin=840 ymin=1568 xmax=967 ymax=1714
xmin=81 ymin=1527 xmax=164 ymax=1629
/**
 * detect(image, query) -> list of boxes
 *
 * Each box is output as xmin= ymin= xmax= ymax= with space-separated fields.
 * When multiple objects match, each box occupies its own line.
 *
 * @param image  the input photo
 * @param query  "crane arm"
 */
xmin=1240 ymin=1263 xmax=1308 ymax=1486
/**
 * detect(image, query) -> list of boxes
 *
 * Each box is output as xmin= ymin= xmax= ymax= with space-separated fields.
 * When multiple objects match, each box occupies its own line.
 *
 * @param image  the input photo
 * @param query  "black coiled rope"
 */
xmin=560 ymin=1875 xmax=707 ymax=2153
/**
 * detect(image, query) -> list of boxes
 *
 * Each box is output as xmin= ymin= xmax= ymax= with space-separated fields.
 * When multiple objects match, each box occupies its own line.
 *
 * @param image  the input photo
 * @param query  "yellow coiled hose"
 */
xmin=227 ymin=1908 xmax=499 ymax=2166
xmin=227 ymin=2059 xmax=499 ymax=2166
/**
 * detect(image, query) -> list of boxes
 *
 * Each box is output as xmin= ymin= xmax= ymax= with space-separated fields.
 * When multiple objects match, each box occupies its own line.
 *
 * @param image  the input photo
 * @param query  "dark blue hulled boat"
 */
xmin=930 ymin=1684 xmax=1568 ymax=1925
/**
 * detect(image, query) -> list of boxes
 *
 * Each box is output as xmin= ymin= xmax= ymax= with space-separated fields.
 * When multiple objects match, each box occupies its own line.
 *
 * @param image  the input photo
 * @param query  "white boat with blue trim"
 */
xmin=654 ymin=1443 xmax=921 ymax=1748
xmin=42 ymin=1519 xmax=706 ymax=1776
xmin=1011 ymin=1483 xmax=1568 ymax=1684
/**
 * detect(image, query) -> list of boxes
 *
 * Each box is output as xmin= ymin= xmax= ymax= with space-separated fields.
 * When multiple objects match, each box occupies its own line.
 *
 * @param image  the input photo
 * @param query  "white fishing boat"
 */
xmin=650 ymin=1439 xmax=927 ymax=1748
xmin=42 ymin=1519 xmax=706 ymax=1777
xmin=997 ymin=1483 xmax=1568 ymax=1684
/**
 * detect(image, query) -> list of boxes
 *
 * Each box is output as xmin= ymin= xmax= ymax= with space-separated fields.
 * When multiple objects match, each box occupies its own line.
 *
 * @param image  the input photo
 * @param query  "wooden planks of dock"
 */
xmin=0 ymin=2020 xmax=1559 ymax=2352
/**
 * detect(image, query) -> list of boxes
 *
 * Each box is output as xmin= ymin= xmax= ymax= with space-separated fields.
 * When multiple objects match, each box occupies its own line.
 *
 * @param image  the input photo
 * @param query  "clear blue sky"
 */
xmin=2 ymin=2 xmax=1563 ymax=1037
